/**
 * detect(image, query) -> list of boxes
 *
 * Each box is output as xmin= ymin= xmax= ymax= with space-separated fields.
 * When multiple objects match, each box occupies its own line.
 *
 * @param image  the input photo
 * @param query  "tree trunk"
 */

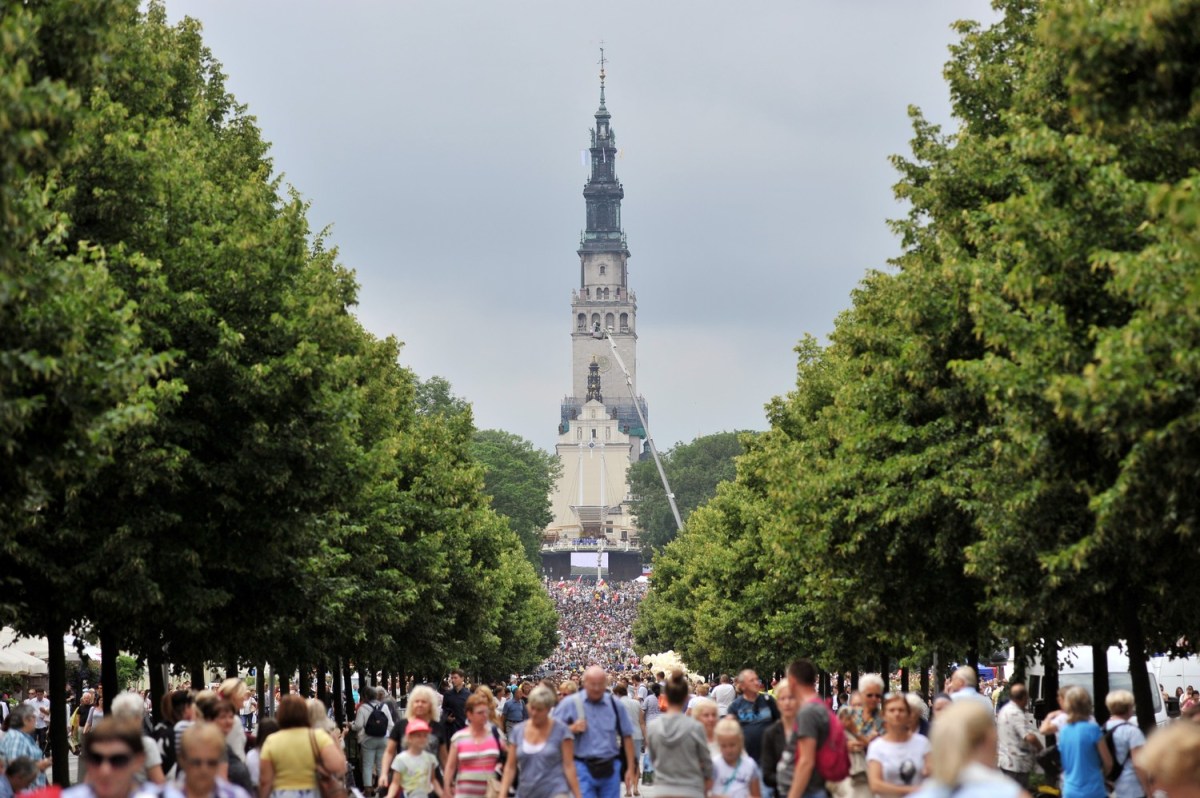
xmin=966 ymin=645 xmax=979 ymax=672
xmin=317 ymin=664 xmax=329 ymax=705
xmin=100 ymin=627 xmax=120 ymax=706
xmin=900 ymin=666 xmax=910 ymax=694
xmin=343 ymin=661 xmax=357 ymax=720
xmin=1124 ymin=605 xmax=1156 ymax=734
xmin=47 ymin=619 xmax=69 ymax=786
xmin=1043 ymin=639 xmax=1060 ymax=715
xmin=919 ymin=659 xmax=930 ymax=702
xmin=850 ymin=668 xmax=859 ymax=695
xmin=226 ymin=658 xmax=238 ymax=680
xmin=300 ymin=667 xmax=313 ymax=698
xmin=280 ymin=671 xmax=290 ymax=696
xmin=837 ymin=670 xmax=846 ymax=698
xmin=191 ymin=660 xmax=206 ymax=691
xmin=332 ymin=658 xmax=345 ymax=726
xmin=879 ymin=654 xmax=889 ymax=685
xmin=149 ymin=649 xmax=167 ymax=724
xmin=1012 ymin=642 xmax=1027 ymax=684
xmin=255 ymin=663 xmax=266 ymax=722
xmin=1092 ymin=641 xmax=1111 ymax=725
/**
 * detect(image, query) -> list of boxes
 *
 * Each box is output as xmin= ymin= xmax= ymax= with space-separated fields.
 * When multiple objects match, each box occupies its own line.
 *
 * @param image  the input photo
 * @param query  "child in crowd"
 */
xmin=711 ymin=718 xmax=761 ymax=798
xmin=385 ymin=719 xmax=442 ymax=798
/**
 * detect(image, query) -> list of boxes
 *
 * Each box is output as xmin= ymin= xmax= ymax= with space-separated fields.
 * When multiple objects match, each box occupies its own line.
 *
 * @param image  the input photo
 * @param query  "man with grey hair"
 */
xmin=949 ymin=666 xmax=996 ymax=716
xmin=1 ymin=757 xmax=39 ymax=798
xmin=0 ymin=706 xmax=51 ymax=788
xmin=353 ymin=686 xmax=394 ymax=791
xmin=729 ymin=669 xmax=779 ymax=768
xmin=553 ymin=665 xmax=635 ymax=798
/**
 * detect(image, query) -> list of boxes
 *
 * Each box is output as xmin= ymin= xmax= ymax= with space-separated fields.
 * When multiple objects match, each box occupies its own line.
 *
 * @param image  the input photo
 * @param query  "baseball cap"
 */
xmin=406 ymin=719 xmax=431 ymax=734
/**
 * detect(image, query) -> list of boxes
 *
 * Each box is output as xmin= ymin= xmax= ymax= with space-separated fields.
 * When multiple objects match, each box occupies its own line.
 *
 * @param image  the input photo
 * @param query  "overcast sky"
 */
xmin=165 ymin=0 xmax=997 ymax=452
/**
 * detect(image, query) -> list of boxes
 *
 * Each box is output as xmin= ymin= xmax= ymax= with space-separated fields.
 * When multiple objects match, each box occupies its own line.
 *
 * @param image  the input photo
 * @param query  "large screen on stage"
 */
xmin=571 ymin=552 xmax=608 ymax=571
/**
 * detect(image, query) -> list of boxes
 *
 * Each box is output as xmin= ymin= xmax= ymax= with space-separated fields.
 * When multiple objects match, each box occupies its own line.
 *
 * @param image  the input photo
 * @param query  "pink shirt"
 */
xmin=451 ymin=728 xmax=502 ymax=797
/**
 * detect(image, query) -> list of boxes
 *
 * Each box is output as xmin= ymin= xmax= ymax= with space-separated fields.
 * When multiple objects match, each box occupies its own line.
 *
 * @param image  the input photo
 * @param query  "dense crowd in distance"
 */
xmin=536 ymin=579 xmax=647 ymax=676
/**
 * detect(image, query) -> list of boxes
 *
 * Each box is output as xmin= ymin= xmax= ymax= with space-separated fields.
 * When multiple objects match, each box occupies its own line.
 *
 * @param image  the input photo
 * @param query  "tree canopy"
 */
xmin=627 ymin=431 xmax=751 ymax=554
xmin=635 ymin=0 xmax=1200 ymax=731
xmin=0 ymin=0 xmax=557 ymax=735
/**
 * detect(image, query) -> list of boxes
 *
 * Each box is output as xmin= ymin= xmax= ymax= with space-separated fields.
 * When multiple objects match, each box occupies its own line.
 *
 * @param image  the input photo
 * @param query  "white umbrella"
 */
xmin=0 ymin=646 xmax=49 ymax=676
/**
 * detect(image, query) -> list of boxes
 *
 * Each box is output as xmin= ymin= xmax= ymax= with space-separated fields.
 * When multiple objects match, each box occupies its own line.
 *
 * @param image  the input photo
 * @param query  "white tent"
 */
xmin=0 ymin=629 xmax=102 ymax=664
xmin=0 ymin=646 xmax=49 ymax=676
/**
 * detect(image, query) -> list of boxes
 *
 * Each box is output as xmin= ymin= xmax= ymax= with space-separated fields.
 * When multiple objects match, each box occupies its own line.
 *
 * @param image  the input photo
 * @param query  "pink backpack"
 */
xmin=809 ymin=698 xmax=850 ymax=782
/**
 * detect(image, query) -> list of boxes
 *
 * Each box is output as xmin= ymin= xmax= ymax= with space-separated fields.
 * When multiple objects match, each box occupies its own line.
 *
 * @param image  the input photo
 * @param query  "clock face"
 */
xmin=595 ymin=355 xmax=612 ymax=373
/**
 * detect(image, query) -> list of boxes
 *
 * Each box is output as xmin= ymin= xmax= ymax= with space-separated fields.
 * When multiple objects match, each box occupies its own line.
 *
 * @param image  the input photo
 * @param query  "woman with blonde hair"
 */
xmin=912 ymin=701 xmax=1026 ymax=798
xmin=1135 ymin=720 xmax=1200 ymax=798
xmin=379 ymin=685 xmax=448 ymax=791
xmin=1104 ymin=690 xmax=1151 ymax=798
xmin=689 ymin=698 xmax=720 ymax=757
xmin=1056 ymin=686 xmax=1111 ymax=798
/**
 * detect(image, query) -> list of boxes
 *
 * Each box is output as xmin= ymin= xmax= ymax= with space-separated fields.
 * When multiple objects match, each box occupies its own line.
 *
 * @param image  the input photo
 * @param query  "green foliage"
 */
xmin=0 ymin=0 xmax=556 ymax=688
xmin=116 ymin=655 xmax=140 ymax=689
xmin=471 ymin=429 xmax=561 ymax=566
xmin=637 ymin=0 xmax=1200 ymax=700
xmin=628 ymin=431 xmax=750 ymax=554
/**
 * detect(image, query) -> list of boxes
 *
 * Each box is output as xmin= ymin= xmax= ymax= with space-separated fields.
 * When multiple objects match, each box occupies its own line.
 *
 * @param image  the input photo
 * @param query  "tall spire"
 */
xmin=598 ymin=45 xmax=607 ymax=112
xmin=582 ymin=48 xmax=624 ymax=253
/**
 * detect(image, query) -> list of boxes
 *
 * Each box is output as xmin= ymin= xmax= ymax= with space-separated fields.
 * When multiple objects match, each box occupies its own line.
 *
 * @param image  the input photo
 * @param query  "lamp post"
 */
xmin=592 ymin=324 xmax=684 ymax=533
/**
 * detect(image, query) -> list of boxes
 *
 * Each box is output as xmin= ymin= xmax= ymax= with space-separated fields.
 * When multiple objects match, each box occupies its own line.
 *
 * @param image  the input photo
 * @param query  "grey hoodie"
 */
xmin=646 ymin=712 xmax=713 ymax=798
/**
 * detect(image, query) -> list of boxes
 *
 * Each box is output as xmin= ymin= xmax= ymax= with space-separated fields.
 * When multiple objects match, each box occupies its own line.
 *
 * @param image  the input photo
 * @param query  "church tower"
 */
xmin=542 ymin=53 xmax=645 ymax=583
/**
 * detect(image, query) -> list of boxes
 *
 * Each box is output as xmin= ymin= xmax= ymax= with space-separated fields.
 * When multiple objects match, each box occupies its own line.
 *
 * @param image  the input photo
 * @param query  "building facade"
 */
xmin=542 ymin=59 xmax=645 ymax=582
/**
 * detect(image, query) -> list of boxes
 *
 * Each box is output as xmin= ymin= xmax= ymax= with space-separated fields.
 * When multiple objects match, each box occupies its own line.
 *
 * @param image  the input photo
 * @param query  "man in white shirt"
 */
xmin=948 ymin=666 xmax=996 ymax=717
xmin=711 ymin=673 xmax=736 ymax=718
xmin=996 ymin=683 xmax=1041 ymax=789
xmin=23 ymin=688 xmax=50 ymax=752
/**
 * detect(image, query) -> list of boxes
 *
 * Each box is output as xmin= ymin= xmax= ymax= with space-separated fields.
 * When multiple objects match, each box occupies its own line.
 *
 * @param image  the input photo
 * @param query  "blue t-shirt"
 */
xmin=1058 ymin=721 xmax=1106 ymax=798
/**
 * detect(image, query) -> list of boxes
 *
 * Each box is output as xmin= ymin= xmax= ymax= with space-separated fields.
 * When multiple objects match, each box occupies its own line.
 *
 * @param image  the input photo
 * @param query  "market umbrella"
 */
xmin=0 ymin=646 xmax=49 ymax=676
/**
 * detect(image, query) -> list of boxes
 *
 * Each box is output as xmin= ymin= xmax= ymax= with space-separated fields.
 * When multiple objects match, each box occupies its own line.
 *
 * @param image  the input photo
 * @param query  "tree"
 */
xmin=470 ymin=430 xmax=561 ymax=566
xmin=628 ymin=431 xmax=750 ymax=554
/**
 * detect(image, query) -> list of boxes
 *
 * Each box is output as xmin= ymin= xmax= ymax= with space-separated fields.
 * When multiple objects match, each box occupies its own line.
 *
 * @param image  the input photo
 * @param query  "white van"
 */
xmin=1150 ymin=653 xmax=1200 ymax=701
xmin=1019 ymin=644 xmax=1169 ymax=727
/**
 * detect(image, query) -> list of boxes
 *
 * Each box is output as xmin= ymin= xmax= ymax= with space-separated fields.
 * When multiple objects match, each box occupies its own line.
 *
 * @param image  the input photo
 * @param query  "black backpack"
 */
xmin=152 ymin=721 xmax=177 ymax=774
xmin=364 ymin=702 xmax=390 ymax=738
xmin=1104 ymin=722 xmax=1130 ymax=782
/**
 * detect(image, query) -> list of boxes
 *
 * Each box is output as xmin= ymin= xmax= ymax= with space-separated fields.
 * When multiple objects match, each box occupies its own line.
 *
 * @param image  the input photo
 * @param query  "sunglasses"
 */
xmin=186 ymin=758 xmax=221 ymax=768
xmin=84 ymin=752 xmax=134 ymax=769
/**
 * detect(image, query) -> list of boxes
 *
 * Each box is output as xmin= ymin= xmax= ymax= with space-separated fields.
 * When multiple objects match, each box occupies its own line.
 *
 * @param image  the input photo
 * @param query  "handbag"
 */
xmin=309 ymin=730 xmax=348 ymax=798
xmin=1036 ymin=744 xmax=1062 ymax=782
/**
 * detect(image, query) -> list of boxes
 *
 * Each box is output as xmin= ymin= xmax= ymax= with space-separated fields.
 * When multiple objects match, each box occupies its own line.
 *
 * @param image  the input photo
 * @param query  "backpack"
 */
xmin=364 ymin=702 xmax=390 ymax=738
xmin=658 ymin=693 xmax=668 ymax=712
xmin=152 ymin=720 xmax=177 ymax=775
xmin=1103 ymin=722 xmax=1130 ymax=782
xmin=807 ymin=698 xmax=850 ymax=782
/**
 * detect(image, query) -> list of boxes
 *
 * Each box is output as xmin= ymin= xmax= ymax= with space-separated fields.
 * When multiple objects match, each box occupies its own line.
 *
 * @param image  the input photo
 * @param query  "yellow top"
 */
xmin=261 ymin=727 xmax=334 ymax=790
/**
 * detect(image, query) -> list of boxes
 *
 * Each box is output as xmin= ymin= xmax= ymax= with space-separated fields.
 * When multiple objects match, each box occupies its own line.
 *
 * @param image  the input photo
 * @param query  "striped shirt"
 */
xmin=451 ymin=728 xmax=502 ymax=798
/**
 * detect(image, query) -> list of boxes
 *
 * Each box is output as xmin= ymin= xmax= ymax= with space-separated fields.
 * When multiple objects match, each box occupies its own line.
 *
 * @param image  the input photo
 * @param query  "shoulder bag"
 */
xmin=309 ymin=729 xmax=348 ymax=798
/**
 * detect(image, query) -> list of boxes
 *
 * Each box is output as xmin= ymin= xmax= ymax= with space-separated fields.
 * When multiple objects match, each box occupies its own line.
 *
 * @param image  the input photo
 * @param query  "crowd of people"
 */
xmin=536 ymin=579 xmax=648 ymax=676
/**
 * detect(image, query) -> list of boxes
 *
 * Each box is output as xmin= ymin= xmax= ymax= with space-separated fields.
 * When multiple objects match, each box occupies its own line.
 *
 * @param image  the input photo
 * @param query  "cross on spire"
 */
xmin=598 ymin=44 xmax=607 ymax=108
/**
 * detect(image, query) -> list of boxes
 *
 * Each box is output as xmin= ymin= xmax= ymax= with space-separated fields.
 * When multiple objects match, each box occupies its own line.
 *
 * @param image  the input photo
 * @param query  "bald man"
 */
xmin=552 ymin=666 xmax=636 ymax=798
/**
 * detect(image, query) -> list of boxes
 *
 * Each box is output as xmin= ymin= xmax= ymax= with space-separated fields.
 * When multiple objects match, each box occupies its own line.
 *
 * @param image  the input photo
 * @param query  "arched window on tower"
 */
xmin=599 ymin=264 xmax=606 ymax=276
xmin=605 ymin=312 xmax=615 ymax=331
xmin=619 ymin=312 xmax=629 ymax=332
xmin=577 ymin=313 xmax=586 ymax=331
xmin=603 ymin=287 xmax=611 ymax=300
xmin=591 ymin=313 xmax=601 ymax=329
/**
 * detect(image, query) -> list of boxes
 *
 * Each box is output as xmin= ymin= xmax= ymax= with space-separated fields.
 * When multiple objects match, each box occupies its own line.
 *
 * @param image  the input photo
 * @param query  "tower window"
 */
xmin=577 ymin=313 xmax=586 ymax=331
xmin=605 ymin=312 xmax=615 ymax=331
xmin=591 ymin=313 xmax=600 ymax=328
xmin=620 ymin=312 xmax=629 ymax=331
xmin=599 ymin=265 xmax=606 ymax=275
